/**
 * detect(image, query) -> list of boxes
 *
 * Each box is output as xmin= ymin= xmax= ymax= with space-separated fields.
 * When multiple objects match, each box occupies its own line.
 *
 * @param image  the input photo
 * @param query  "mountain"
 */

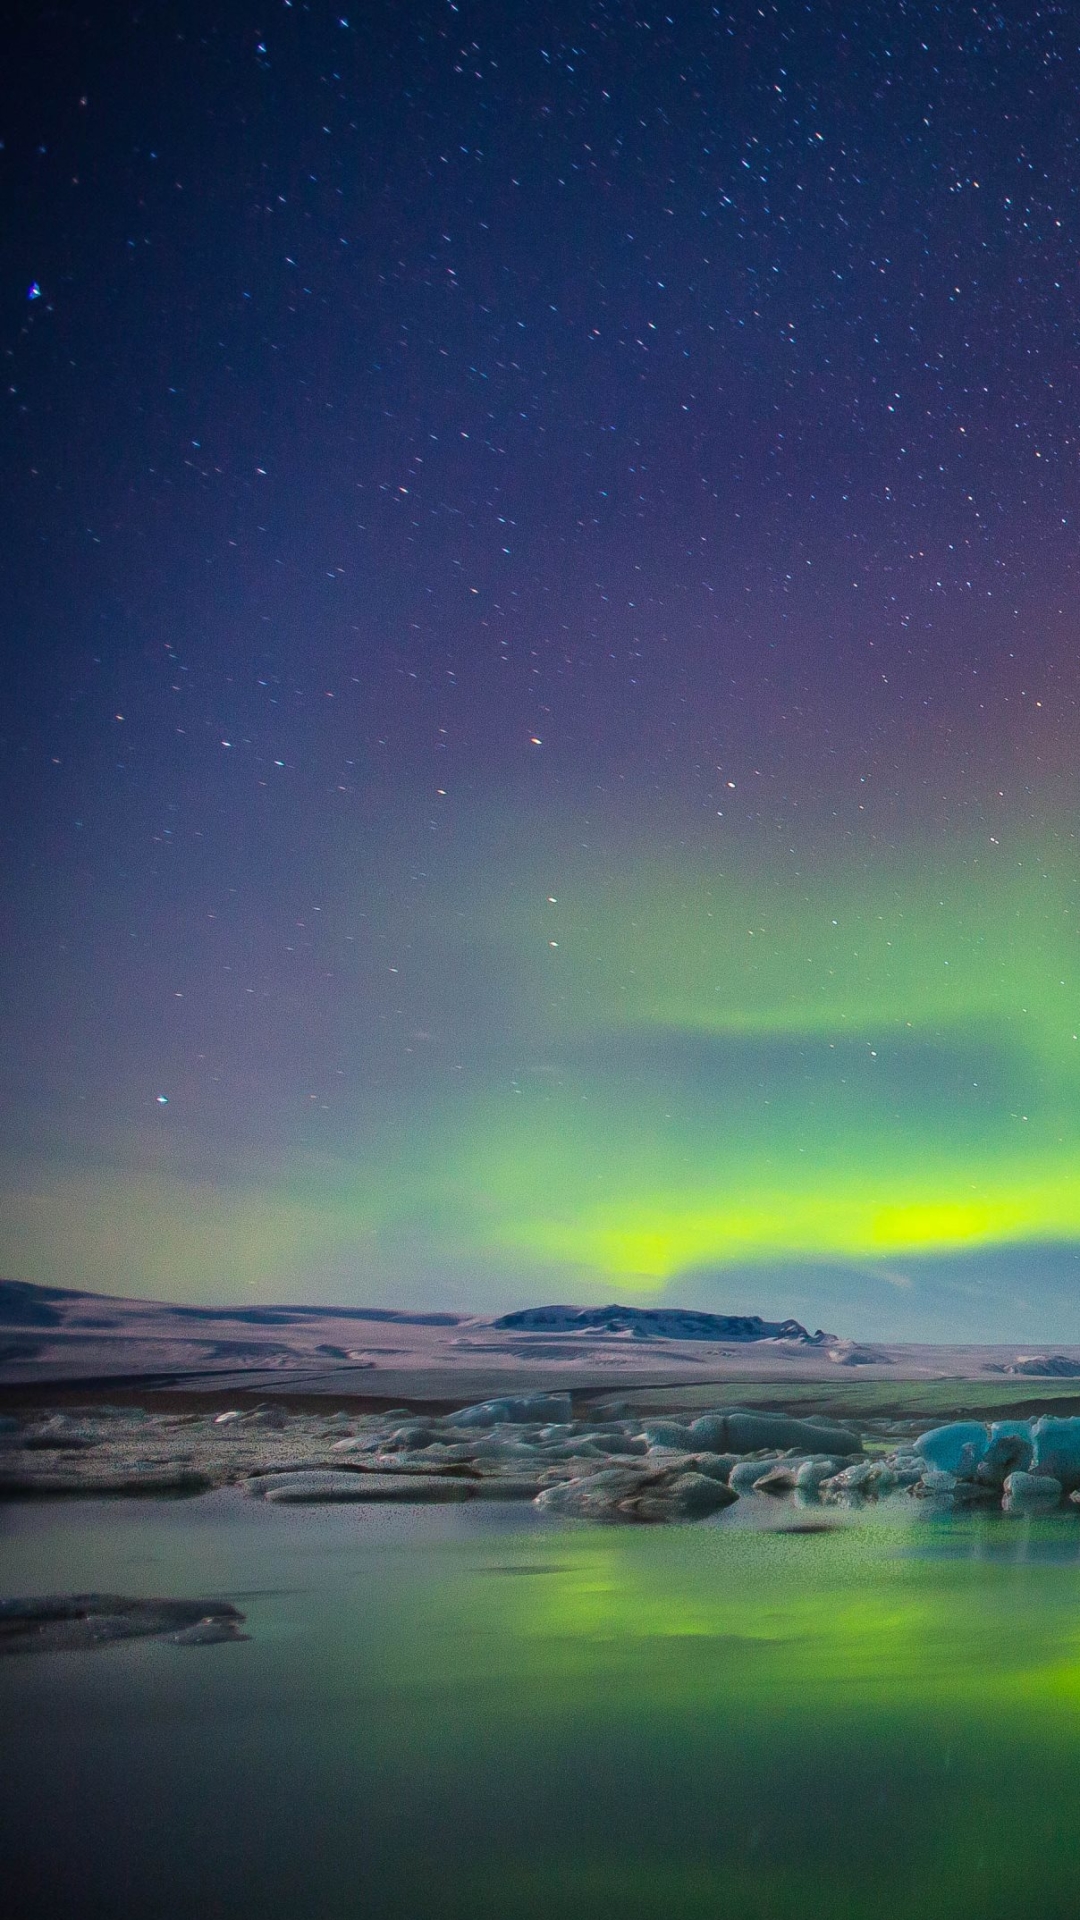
xmin=0 ymin=1279 xmax=79 ymax=1327
xmin=0 ymin=1277 xmax=837 ymax=1391
xmin=492 ymin=1303 xmax=831 ymax=1343
xmin=0 ymin=1278 xmax=464 ymax=1329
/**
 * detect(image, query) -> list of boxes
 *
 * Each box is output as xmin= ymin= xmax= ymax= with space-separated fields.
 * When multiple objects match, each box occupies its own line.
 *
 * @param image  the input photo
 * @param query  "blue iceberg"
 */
xmin=913 ymin=1422 xmax=989 ymax=1476
xmin=1030 ymin=1416 xmax=1080 ymax=1490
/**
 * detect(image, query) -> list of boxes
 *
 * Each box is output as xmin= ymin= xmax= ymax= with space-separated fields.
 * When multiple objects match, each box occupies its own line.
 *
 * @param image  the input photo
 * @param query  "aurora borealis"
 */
xmin=4 ymin=0 xmax=1080 ymax=1336
xmin=6 ymin=797 xmax=1080 ymax=1336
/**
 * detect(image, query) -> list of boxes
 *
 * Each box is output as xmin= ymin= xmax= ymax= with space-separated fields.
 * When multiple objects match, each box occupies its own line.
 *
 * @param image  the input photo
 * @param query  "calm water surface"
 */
xmin=3 ymin=1490 xmax=1080 ymax=1920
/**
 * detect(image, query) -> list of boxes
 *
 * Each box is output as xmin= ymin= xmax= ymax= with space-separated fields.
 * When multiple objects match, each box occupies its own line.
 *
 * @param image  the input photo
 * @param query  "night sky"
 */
xmin=4 ymin=0 xmax=1080 ymax=1338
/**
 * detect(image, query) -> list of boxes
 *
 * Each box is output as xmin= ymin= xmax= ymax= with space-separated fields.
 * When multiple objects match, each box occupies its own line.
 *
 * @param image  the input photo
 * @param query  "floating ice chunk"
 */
xmin=913 ymin=1422 xmax=988 ymax=1476
xmin=753 ymin=1463 xmax=802 ymax=1493
xmin=453 ymin=1393 xmax=573 ymax=1428
xmin=725 ymin=1412 xmax=862 ymax=1457
xmin=1029 ymin=1417 xmax=1080 ymax=1490
xmin=976 ymin=1430 xmax=1034 ymax=1488
xmin=641 ymin=1412 xmax=860 ymax=1456
xmin=534 ymin=1464 xmax=736 ymax=1523
xmin=639 ymin=1421 xmax=696 ymax=1450
xmin=170 ymin=1617 xmax=250 ymax=1646
xmin=0 ymin=1595 xmax=245 ymax=1655
xmin=684 ymin=1454 xmax=737 ymax=1483
xmin=819 ymin=1460 xmax=878 ymax=1500
xmin=795 ymin=1457 xmax=847 ymax=1492
xmin=534 ymin=1467 xmax=649 ymax=1519
xmin=587 ymin=1432 xmax=649 ymax=1456
xmin=630 ymin=1472 xmax=738 ymax=1521
xmin=917 ymin=1468 xmax=958 ymax=1494
xmin=381 ymin=1423 xmax=440 ymax=1450
xmin=728 ymin=1456 xmax=787 ymax=1493
xmin=1002 ymin=1469 xmax=1062 ymax=1511
xmin=258 ymin=1471 xmax=474 ymax=1503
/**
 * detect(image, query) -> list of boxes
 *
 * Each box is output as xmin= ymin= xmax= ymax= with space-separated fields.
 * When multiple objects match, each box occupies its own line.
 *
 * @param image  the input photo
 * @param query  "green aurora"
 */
xmin=6 ymin=806 xmax=1080 ymax=1327
xmin=444 ymin=823 xmax=1080 ymax=1282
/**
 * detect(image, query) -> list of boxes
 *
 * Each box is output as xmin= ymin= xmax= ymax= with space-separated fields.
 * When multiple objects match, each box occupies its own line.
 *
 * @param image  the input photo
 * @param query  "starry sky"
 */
xmin=4 ymin=0 xmax=1080 ymax=1338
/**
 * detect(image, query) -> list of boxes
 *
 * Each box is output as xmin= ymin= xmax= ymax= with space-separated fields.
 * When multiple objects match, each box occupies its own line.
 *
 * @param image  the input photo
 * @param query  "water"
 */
xmin=4 ymin=1490 xmax=1080 ymax=1919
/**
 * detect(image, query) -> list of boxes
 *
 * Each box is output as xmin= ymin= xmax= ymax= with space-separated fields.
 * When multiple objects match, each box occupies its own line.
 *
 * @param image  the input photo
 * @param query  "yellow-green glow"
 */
xmin=487 ymin=1528 xmax=1080 ymax=1717
xmin=8 ymin=814 xmax=1080 ymax=1311
xmin=480 ymin=1159 xmax=1080 ymax=1277
xmin=417 ymin=821 xmax=1080 ymax=1289
xmin=336 ymin=1513 xmax=1080 ymax=1917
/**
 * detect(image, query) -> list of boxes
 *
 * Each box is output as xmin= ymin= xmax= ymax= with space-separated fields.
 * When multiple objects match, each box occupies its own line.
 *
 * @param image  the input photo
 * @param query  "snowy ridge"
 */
xmin=492 ymin=1303 xmax=831 ymax=1343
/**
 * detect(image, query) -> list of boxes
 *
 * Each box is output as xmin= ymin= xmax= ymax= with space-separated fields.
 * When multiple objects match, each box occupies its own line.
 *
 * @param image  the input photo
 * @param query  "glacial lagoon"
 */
xmin=5 ymin=1491 xmax=1080 ymax=1920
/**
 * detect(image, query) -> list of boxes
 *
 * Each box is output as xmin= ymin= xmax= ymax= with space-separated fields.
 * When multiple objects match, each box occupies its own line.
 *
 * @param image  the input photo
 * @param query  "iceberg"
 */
xmin=1029 ymin=1416 xmax=1080 ymax=1490
xmin=1002 ymin=1469 xmax=1063 ymax=1511
xmin=723 ymin=1411 xmax=862 ymax=1457
xmin=913 ymin=1422 xmax=989 ymax=1476
xmin=453 ymin=1393 xmax=573 ymax=1428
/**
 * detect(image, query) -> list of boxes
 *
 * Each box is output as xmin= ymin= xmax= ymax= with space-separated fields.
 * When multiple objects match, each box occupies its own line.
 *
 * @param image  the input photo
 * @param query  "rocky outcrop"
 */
xmin=828 ymin=1342 xmax=894 ymax=1367
xmin=991 ymin=1355 xmax=1080 ymax=1377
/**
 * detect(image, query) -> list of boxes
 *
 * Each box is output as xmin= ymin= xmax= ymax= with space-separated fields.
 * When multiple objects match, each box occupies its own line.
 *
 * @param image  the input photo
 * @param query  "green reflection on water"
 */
xmin=5 ymin=1501 xmax=1080 ymax=1920
xmin=391 ymin=1518 xmax=1080 ymax=1920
